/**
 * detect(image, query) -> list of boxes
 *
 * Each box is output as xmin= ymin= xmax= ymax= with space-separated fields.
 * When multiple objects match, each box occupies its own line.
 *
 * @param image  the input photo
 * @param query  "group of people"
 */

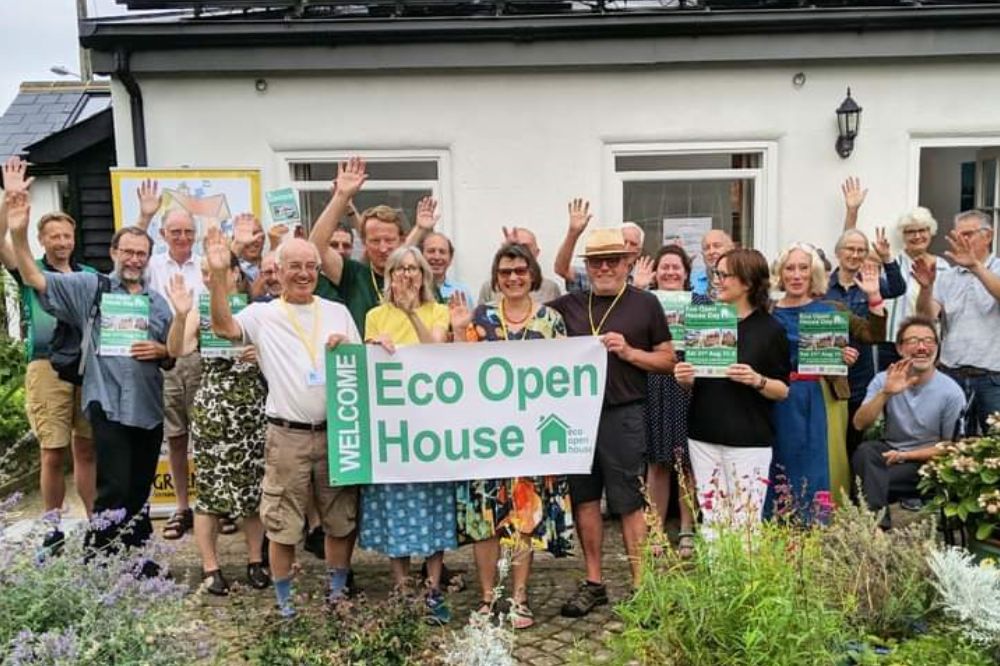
xmin=1 ymin=154 xmax=998 ymax=624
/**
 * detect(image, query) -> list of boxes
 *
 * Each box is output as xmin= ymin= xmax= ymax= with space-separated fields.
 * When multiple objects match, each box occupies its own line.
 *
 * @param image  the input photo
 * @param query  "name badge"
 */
xmin=306 ymin=369 xmax=325 ymax=387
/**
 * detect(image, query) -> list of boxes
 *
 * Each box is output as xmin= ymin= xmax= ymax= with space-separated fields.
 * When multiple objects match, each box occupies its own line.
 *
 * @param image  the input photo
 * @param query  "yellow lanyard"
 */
xmin=279 ymin=297 xmax=320 ymax=368
xmin=588 ymin=284 xmax=627 ymax=335
xmin=370 ymin=267 xmax=385 ymax=305
xmin=498 ymin=297 xmax=534 ymax=341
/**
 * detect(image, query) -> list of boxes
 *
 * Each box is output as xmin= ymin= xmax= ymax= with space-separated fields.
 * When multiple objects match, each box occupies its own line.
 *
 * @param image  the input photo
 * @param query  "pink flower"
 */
xmin=702 ymin=499 xmax=714 ymax=511
xmin=758 ymin=476 xmax=772 ymax=486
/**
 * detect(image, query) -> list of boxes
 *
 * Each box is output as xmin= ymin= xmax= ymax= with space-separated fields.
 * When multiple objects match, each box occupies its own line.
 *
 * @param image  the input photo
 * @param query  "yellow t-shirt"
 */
xmin=364 ymin=301 xmax=449 ymax=346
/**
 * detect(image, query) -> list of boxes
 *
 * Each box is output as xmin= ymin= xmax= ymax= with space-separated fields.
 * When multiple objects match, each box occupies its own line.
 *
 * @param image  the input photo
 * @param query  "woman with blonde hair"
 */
xmin=359 ymin=245 xmax=456 ymax=625
xmin=767 ymin=242 xmax=885 ymax=517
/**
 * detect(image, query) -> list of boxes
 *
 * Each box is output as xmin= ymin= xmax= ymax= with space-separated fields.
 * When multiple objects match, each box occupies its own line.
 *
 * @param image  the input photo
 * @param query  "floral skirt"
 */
xmin=456 ymin=476 xmax=573 ymax=557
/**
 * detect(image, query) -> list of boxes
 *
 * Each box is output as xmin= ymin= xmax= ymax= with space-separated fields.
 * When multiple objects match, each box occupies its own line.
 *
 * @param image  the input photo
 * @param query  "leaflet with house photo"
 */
xmin=199 ymin=293 xmax=247 ymax=358
xmin=652 ymin=290 xmax=692 ymax=351
xmin=684 ymin=303 xmax=738 ymax=377
xmin=265 ymin=187 xmax=301 ymax=227
xmin=797 ymin=311 xmax=849 ymax=376
xmin=98 ymin=293 xmax=150 ymax=357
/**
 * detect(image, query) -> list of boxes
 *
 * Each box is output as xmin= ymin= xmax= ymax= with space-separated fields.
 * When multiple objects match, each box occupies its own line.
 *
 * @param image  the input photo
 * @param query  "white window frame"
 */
xmin=274 ymin=148 xmax=452 ymax=236
xmin=602 ymin=141 xmax=779 ymax=258
xmin=908 ymin=135 xmax=1000 ymax=249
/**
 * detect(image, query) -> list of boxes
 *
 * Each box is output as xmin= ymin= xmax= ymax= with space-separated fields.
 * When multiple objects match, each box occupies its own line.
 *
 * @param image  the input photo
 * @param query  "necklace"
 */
xmin=499 ymin=297 xmax=535 ymax=340
xmin=588 ymin=284 xmax=627 ymax=335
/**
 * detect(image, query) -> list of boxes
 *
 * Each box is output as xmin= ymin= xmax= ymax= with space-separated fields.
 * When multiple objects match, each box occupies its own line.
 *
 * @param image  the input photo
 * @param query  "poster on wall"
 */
xmin=662 ymin=217 xmax=713 ymax=268
xmin=110 ymin=168 xmax=262 ymax=257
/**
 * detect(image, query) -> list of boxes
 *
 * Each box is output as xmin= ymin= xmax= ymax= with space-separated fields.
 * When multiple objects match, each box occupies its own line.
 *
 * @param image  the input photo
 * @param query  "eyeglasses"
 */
xmin=902 ymin=227 xmax=930 ymax=236
xmin=392 ymin=265 xmax=421 ymax=276
xmin=585 ymin=256 xmax=624 ymax=269
xmin=329 ymin=241 xmax=353 ymax=250
xmin=713 ymin=269 xmax=735 ymax=281
xmin=117 ymin=249 xmax=149 ymax=260
xmin=497 ymin=266 xmax=529 ymax=278
xmin=901 ymin=336 xmax=938 ymax=347
xmin=285 ymin=262 xmax=319 ymax=273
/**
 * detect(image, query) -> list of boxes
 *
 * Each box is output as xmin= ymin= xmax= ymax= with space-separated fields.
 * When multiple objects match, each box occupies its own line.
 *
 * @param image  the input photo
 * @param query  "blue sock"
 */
xmin=274 ymin=577 xmax=295 ymax=617
xmin=327 ymin=567 xmax=349 ymax=599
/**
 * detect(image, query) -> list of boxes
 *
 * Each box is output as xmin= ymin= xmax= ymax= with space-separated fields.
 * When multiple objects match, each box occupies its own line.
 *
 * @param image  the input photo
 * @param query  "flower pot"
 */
xmin=967 ymin=533 xmax=1000 ymax=563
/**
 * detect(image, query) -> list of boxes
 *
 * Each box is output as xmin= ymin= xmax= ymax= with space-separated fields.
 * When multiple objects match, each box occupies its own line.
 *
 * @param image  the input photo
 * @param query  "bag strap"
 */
xmin=77 ymin=274 xmax=111 ymax=378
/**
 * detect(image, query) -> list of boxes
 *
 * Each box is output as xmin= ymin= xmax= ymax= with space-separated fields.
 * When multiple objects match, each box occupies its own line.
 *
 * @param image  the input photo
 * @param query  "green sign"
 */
xmin=98 ymin=293 xmax=150 ymax=357
xmin=199 ymin=293 xmax=247 ymax=358
xmin=652 ymin=290 xmax=692 ymax=351
xmin=265 ymin=187 xmax=301 ymax=225
xmin=327 ymin=343 xmax=373 ymax=485
xmin=798 ymin=311 xmax=849 ymax=375
xmin=684 ymin=303 xmax=738 ymax=376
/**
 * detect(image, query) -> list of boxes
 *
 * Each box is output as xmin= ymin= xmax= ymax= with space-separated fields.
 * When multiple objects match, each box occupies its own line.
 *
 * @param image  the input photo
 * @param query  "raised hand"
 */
xmin=415 ymin=196 xmax=439 ymax=231
xmin=448 ymin=291 xmax=472 ymax=334
xmin=136 ymin=179 xmax=161 ymax=218
xmin=334 ymin=156 xmax=367 ymax=199
xmin=855 ymin=261 xmax=881 ymax=297
xmin=166 ymin=273 xmax=194 ymax=316
xmin=873 ymin=227 xmax=891 ymax=263
xmin=944 ymin=229 xmax=981 ymax=269
xmin=267 ymin=223 xmax=289 ymax=250
xmin=501 ymin=226 xmax=520 ymax=244
xmin=632 ymin=255 xmax=655 ymax=290
xmin=883 ymin=358 xmax=918 ymax=395
xmin=910 ymin=256 xmax=937 ymax=290
xmin=4 ymin=190 xmax=30 ymax=235
xmin=841 ymin=177 xmax=867 ymax=211
xmin=568 ymin=198 xmax=592 ymax=235
xmin=2 ymin=156 xmax=34 ymax=195
xmin=232 ymin=213 xmax=262 ymax=247
xmin=204 ymin=226 xmax=231 ymax=274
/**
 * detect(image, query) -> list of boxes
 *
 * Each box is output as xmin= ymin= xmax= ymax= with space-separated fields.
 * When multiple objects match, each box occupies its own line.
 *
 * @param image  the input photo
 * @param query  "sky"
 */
xmin=0 ymin=0 xmax=134 ymax=110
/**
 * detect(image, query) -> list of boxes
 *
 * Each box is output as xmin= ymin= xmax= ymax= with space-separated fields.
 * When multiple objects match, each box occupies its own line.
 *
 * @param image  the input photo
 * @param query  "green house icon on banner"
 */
xmin=536 ymin=414 xmax=570 ymax=454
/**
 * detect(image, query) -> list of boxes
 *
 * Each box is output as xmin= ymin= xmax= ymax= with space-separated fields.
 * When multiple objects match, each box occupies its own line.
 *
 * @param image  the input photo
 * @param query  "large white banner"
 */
xmin=326 ymin=337 xmax=607 ymax=485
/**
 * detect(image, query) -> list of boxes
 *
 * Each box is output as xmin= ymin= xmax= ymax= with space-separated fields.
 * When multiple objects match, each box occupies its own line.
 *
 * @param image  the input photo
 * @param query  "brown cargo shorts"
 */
xmin=25 ymin=359 xmax=92 ymax=449
xmin=162 ymin=352 xmax=202 ymax=438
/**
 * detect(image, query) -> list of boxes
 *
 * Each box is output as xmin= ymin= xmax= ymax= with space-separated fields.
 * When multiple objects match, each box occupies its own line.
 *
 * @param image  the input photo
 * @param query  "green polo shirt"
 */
xmin=336 ymin=259 xmax=384 ymax=333
xmin=13 ymin=258 xmax=97 ymax=361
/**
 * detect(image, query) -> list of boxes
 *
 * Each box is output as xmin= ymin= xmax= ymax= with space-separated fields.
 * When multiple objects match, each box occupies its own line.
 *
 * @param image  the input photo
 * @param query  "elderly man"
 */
xmin=554 ymin=198 xmax=647 ymax=293
xmin=10 ymin=190 xmax=172 ymax=563
xmin=418 ymin=231 xmax=474 ymax=304
xmin=689 ymin=229 xmax=735 ymax=296
xmin=547 ymin=227 xmax=675 ymax=617
xmin=0 ymin=158 xmax=97 ymax=552
xmin=136 ymin=206 xmax=202 ymax=539
xmin=851 ymin=316 xmax=965 ymax=528
xmin=210 ymin=216 xmax=362 ymax=618
xmin=915 ymin=210 xmax=1000 ymax=436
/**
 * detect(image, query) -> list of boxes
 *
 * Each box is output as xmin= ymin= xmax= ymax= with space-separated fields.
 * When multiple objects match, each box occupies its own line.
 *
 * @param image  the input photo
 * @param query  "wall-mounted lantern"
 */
xmin=835 ymin=88 xmax=862 ymax=159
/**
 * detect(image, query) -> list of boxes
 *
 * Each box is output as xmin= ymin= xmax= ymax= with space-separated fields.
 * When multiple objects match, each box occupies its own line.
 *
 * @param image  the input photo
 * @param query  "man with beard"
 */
xmin=851 ymin=316 xmax=965 ymax=529
xmin=0 ymin=158 xmax=97 ymax=552
xmin=9 ymin=190 xmax=172 ymax=562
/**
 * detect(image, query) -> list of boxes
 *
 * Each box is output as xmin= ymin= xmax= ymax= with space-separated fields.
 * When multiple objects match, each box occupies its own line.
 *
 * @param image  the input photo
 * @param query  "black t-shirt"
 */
xmin=687 ymin=308 xmax=791 ymax=447
xmin=548 ymin=286 xmax=672 ymax=406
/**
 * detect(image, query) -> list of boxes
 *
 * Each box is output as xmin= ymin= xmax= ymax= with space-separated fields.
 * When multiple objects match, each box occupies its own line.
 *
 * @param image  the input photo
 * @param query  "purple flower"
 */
xmin=89 ymin=507 xmax=128 ymax=531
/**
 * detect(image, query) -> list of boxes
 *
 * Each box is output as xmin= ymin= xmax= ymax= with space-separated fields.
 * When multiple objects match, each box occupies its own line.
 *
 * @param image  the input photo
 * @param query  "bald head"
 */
xmin=701 ymin=229 xmax=734 ymax=268
xmin=512 ymin=228 xmax=540 ymax=258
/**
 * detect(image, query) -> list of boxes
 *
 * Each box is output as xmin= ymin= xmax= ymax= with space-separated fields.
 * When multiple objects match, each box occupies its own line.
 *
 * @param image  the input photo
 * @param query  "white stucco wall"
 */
xmin=110 ymin=58 xmax=1000 ymax=286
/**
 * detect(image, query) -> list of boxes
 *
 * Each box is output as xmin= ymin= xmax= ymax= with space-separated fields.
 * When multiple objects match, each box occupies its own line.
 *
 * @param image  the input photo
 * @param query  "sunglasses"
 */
xmin=497 ymin=266 xmax=530 ymax=278
xmin=585 ymin=256 xmax=624 ymax=269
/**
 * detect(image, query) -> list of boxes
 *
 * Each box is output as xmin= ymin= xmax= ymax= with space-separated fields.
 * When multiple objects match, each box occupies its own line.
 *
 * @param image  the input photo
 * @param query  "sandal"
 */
xmin=219 ymin=514 xmax=238 ymax=535
xmin=202 ymin=569 xmax=230 ymax=596
xmin=247 ymin=562 xmax=271 ymax=590
xmin=677 ymin=531 xmax=696 ymax=560
xmin=162 ymin=509 xmax=193 ymax=540
xmin=508 ymin=599 xmax=535 ymax=630
xmin=474 ymin=599 xmax=492 ymax=616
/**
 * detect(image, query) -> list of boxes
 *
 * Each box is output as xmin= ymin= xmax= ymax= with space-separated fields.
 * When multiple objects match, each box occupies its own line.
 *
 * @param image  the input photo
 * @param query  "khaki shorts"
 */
xmin=25 ymin=359 xmax=92 ymax=449
xmin=259 ymin=424 xmax=358 ymax=545
xmin=162 ymin=353 xmax=202 ymax=438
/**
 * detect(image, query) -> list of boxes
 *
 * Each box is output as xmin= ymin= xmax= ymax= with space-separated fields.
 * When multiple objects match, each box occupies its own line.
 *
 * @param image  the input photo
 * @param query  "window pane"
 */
xmin=623 ymin=179 xmax=755 ymax=261
xmin=291 ymin=160 xmax=438 ymax=183
xmin=616 ymin=153 xmax=761 ymax=172
xmin=982 ymin=159 xmax=998 ymax=209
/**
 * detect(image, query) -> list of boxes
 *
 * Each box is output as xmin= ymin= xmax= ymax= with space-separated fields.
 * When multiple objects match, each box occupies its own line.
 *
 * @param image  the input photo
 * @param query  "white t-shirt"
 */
xmin=235 ymin=297 xmax=361 ymax=423
xmin=147 ymin=252 xmax=205 ymax=300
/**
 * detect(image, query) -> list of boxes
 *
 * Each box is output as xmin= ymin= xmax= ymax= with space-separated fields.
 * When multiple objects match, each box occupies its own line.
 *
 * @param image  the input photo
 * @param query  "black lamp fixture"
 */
xmin=835 ymin=87 xmax=862 ymax=159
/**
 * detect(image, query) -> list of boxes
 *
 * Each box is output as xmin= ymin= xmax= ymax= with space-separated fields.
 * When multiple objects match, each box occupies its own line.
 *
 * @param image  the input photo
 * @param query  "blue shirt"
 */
xmin=826 ymin=261 xmax=906 ymax=401
xmin=39 ymin=272 xmax=173 ymax=430
xmin=690 ymin=267 xmax=710 ymax=297
xmin=437 ymin=277 xmax=474 ymax=305
xmin=864 ymin=369 xmax=966 ymax=451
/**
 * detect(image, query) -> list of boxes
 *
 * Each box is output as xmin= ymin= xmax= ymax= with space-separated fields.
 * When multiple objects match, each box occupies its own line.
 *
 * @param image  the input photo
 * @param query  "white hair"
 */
xmin=621 ymin=221 xmax=645 ymax=247
xmin=274 ymin=238 xmax=320 ymax=268
xmin=834 ymin=228 xmax=869 ymax=253
xmin=894 ymin=206 xmax=938 ymax=245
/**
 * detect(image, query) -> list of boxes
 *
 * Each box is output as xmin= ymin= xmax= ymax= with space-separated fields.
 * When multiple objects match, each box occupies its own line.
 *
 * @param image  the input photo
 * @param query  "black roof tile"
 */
xmin=0 ymin=82 xmax=110 ymax=162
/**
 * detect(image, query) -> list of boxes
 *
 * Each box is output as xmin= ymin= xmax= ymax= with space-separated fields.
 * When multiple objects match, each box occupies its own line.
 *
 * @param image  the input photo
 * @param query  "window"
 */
xmin=285 ymin=151 xmax=449 ymax=246
xmin=604 ymin=143 xmax=776 ymax=270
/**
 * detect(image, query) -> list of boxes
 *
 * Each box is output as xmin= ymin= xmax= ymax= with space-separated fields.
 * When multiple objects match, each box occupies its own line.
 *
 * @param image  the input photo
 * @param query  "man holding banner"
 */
xmin=205 ymin=230 xmax=361 ymax=618
xmin=547 ymin=227 xmax=675 ymax=618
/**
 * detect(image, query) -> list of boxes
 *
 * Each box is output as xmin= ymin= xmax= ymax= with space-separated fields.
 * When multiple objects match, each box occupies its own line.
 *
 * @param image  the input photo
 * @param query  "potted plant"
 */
xmin=919 ymin=414 xmax=1000 ymax=560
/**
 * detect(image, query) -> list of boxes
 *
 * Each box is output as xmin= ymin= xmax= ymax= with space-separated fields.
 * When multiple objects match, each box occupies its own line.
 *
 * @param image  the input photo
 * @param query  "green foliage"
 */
xmin=246 ymin=592 xmax=429 ymax=666
xmin=850 ymin=632 xmax=997 ymax=666
xmin=609 ymin=523 xmax=847 ymax=666
xmin=0 ymin=334 xmax=27 ymax=448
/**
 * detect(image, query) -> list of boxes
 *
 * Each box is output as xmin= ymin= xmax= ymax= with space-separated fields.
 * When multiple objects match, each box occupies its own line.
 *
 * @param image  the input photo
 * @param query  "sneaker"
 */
xmin=424 ymin=590 xmax=452 ymax=626
xmin=246 ymin=562 xmax=271 ymax=590
xmin=900 ymin=497 xmax=924 ymax=512
xmin=560 ymin=580 xmax=608 ymax=618
xmin=202 ymin=569 xmax=230 ymax=596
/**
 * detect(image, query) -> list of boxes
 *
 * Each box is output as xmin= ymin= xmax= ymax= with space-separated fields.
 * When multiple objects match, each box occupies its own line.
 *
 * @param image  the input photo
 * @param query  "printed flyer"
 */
xmin=199 ymin=293 xmax=247 ymax=358
xmin=652 ymin=290 xmax=692 ymax=351
xmin=265 ymin=187 xmax=301 ymax=226
xmin=798 ymin=311 xmax=850 ymax=375
xmin=684 ymin=304 xmax=738 ymax=377
xmin=98 ymin=293 xmax=150 ymax=356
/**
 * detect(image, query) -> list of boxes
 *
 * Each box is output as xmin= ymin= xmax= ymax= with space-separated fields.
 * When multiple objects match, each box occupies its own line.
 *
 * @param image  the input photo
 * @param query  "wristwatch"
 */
xmin=755 ymin=375 xmax=767 ymax=391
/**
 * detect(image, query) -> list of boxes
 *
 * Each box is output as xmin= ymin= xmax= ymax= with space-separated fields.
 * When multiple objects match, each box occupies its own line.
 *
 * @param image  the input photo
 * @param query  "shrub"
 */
xmin=927 ymin=547 xmax=1000 ymax=647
